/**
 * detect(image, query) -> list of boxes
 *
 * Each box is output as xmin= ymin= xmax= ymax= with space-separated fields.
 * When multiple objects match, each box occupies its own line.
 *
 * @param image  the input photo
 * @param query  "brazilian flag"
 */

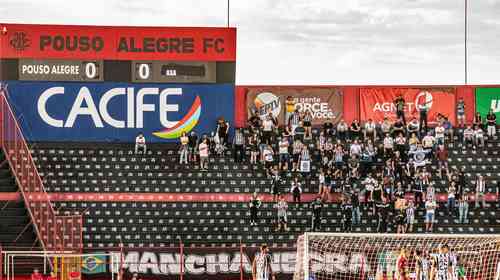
xmin=82 ymin=254 xmax=107 ymax=274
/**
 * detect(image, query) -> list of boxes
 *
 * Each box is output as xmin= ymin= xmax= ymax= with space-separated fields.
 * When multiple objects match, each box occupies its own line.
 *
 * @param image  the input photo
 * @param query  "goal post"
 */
xmin=294 ymin=233 xmax=500 ymax=280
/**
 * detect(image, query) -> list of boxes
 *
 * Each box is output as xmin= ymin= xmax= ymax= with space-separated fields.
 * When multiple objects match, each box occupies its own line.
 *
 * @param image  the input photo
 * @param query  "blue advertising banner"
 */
xmin=5 ymin=81 xmax=234 ymax=142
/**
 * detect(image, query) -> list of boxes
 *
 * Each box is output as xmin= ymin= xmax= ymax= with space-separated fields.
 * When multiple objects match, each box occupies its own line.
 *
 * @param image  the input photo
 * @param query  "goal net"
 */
xmin=294 ymin=233 xmax=500 ymax=280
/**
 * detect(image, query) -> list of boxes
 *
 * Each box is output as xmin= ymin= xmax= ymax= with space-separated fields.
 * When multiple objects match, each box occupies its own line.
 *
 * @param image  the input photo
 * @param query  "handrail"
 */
xmin=0 ymin=89 xmax=82 ymax=252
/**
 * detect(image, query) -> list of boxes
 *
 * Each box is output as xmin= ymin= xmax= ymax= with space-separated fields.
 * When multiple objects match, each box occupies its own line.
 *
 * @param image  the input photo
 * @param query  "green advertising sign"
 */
xmin=475 ymin=87 xmax=500 ymax=123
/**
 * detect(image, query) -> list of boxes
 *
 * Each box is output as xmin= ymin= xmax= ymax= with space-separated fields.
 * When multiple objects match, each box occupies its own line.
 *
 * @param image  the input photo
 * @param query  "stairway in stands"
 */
xmin=0 ymin=149 xmax=39 ymax=250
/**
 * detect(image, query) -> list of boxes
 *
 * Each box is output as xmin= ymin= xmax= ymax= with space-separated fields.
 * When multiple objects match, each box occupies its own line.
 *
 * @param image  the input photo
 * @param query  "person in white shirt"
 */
xmin=198 ymin=138 xmax=209 ymax=171
xmin=425 ymin=199 xmax=437 ymax=233
xmin=475 ymin=175 xmax=486 ymax=208
xmin=463 ymin=125 xmax=474 ymax=146
xmin=474 ymin=125 xmax=484 ymax=147
xmin=350 ymin=139 xmax=362 ymax=157
xmin=422 ymin=132 xmax=435 ymax=158
xmin=275 ymin=195 xmax=289 ymax=231
xmin=135 ymin=132 xmax=146 ymax=154
xmin=435 ymin=123 xmax=446 ymax=145
xmin=278 ymin=137 xmax=290 ymax=171
xmin=364 ymin=119 xmax=377 ymax=141
xmin=262 ymin=115 xmax=275 ymax=145
xmin=383 ymin=134 xmax=394 ymax=158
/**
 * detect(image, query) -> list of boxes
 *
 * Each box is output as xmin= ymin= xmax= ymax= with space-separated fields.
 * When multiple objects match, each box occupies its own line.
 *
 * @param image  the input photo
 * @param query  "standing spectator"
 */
xmin=435 ymin=122 xmax=446 ymax=145
xmin=486 ymin=109 xmax=497 ymax=138
xmin=475 ymin=175 xmax=486 ymax=208
xmin=217 ymin=117 xmax=230 ymax=146
xmin=270 ymin=167 xmax=281 ymax=202
xmin=341 ymin=197 xmax=353 ymax=232
xmin=350 ymin=139 xmax=362 ymax=158
xmin=292 ymin=139 xmax=303 ymax=172
xmin=424 ymin=199 xmax=437 ymax=233
xmin=188 ymin=131 xmax=199 ymax=163
xmin=458 ymin=193 xmax=469 ymax=224
xmin=436 ymin=145 xmax=449 ymax=179
xmin=447 ymin=181 xmax=457 ymax=215
xmin=233 ymin=128 xmax=245 ymax=163
xmin=303 ymin=111 xmax=313 ymax=140
xmin=289 ymin=109 xmax=301 ymax=135
xmin=278 ymin=136 xmax=290 ymax=171
xmin=383 ymin=134 xmax=394 ymax=159
xmin=310 ymin=197 xmax=324 ymax=232
xmin=406 ymin=201 xmax=416 ymax=233
xmin=179 ymin=132 xmax=189 ymax=164
xmin=380 ymin=117 xmax=393 ymax=136
xmin=496 ymin=181 xmax=500 ymax=209
xmin=337 ymin=119 xmax=349 ymax=141
xmin=285 ymin=96 xmax=296 ymax=126
xmin=248 ymin=192 xmax=262 ymax=226
xmin=198 ymin=138 xmax=210 ymax=171
xmin=422 ymin=132 xmax=435 ymax=158
xmin=473 ymin=112 xmax=483 ymax=130
xmin=443 ymin=117 xmax=454 ymax=143
xmin=299 ymin=146 xmax=311 ymax=177
xmin=364 ymin=119 xmax=377 ymax=141
xmin=275 ymin=195 xmax=289 ymax=231
xmin=456 ymin=97 xmax=466 ymax=128
xmin=418 ymin=100 xmax=430 ymax=133
xmin=248 ymin=111 xmax=261 ymax=133
xmin=294 ymin=122 xmax=306 ymax=142
xmin=352 ymin=191 xmax=361 ymax=224
xmin=263 ymin=145 xmax=274 ymax=176
xmin=474 ymin=125 xmax=485 ymax=148
xmin=262 ymin=114 xmax=275 ymax=145
xmin=291 ymin=177 xmax=302 ymax=206
xmin=392 ymin=118 xmax=406 ymax=137
xmin=134 ymin=132 xmax=146 ymax=154
xmin=394 ymin=94 xmax=406 ymax=124
xmin=395 ymin=208 xmax=406 ymax=234
xmin=323 ymin=118 xmax=334 ymax=137
xmin=249 ymin=133 xmax=260 ymax=164
xmin=376 ymin=197 xmax=390 ymax=233
xmin=350 ymin=119 xmax=361 ymax=140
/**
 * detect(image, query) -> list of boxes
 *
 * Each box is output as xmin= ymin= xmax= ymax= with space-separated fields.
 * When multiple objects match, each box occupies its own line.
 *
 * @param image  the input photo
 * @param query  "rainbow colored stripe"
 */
xmin=153 ymin=96 xmax=202 ymax=139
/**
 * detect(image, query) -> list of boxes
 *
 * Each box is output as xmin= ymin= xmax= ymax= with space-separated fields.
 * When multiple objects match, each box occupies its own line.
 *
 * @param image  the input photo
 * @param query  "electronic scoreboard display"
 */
xmin=0 ymin=24 xmax=236 ymax=83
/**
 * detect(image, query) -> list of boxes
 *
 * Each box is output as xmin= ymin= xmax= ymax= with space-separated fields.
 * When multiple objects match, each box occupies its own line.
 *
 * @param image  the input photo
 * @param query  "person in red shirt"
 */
xmin=31 ymin=269 xmax=43 ymax=280
xmin=436 ymin=145 xmax=449 ymax=179
xmin=397 ymin=248 xmax=410 ymax=280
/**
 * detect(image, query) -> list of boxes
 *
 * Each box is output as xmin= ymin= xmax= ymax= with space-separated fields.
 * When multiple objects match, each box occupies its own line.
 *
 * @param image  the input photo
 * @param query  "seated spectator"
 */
xmin=474 ymin=125 xmax=485 ymax=147
xmin=425 ymin=199 xmax=437 ymax=233
xmin=333 ymin=144 xmax=345 ymax=169
xmin=350 ymin=139 xmax=362 ymax=157
xmin=422 ymin=132 xmax=435 ymax=158
xmin=350 ymin=119 xmax=361 ymax=140
xmin=436 ymin=145 xmax=449 ymax=179
xmin=486 ymin=109 xmax=497 ymax=138
xmin=348 ymin=155 xmax=360 ymax=178
xmin=135 ymin=132 xmax=146 ymax=154
xmin=364 ymin=119 xmax=377 ymax=141
xmin=179 ymin=132 xmax=189 ymax=164
xmin=463 ymin=125 xmax=474 ymax=146
xmin=198 ymin=138 xmax=210 ymax=171
xmin=337 ymin=119 xmax=349 ymax=141
xmin=407 ymin=117 xmax=420 ymax=137
xmin=323 ymin=118 xmax=334 ymax=137
xmin=408 ymin=132 xmax=419 ymax=150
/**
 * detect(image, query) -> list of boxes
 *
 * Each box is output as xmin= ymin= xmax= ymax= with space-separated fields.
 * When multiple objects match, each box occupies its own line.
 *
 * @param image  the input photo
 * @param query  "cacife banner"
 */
xmin=5 ymin=81 xmax=234 ymax=142
xmin=0 ymin=23 xmax=236 ymax=61
xmin=245 ymin=87 xmax=343 ymax=126
xmin=475 ymin=87 xmax=500 ymax=123
xmin=359 ymin=87 xmax=456 ymax=124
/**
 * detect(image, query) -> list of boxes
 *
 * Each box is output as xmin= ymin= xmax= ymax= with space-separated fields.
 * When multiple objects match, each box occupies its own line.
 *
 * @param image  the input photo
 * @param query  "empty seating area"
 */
xmin=54 ymin=201 xmax=500 ymax=248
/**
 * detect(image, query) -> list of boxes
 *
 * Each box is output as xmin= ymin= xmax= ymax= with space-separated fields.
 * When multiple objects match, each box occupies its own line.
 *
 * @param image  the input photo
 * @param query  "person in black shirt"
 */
xmin=248 ymin=111 xmax=261 ymax=133
xmin=291 ymin=177 xmax=302 ymax=207
xmin=248 ymin=192 xmax=262 ymax=226
xmin=294 ymin=122 xmax=306 ymax=142
xmin=351 ymin=191 xmax=361 ymax=224
xmin=394 ymin=94 xmax=406 ymax=125
xmin=341 ymin=197 xmax=353 ymax=232
xmin=376 ymin=198 xmax=390 ymax=233
xmin=393 ymin=118 xmax=405 ymax=137
xmin=350 ymin=120 xmax=361 ymax=141
xmin=323 ymin=119 xmax=334 ymax=137
xmin=188 ymin=131 xmax=199 ymax=163
xmin=486 ymin=109 xmax=497 ymax=138
xmin=310 ymin=197 xmax=324 ymax=231
xmin=395 ymin=208 xmax=406 ymax=234
xmin=217 ymin=117 xmax=230 ymax=146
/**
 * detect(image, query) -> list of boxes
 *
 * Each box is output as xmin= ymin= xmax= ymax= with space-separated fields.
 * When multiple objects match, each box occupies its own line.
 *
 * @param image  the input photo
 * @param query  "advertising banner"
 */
xmin=0 ymin=23 xmax=236 ymax=61
xmin=475 ymin=87 xmax=500 ymax=123
xmin=5 ymin=81 xmax=234 ymax=142
xmin=360 ymin=87 xmax=456 ymax=124
xmin=245 ymin=87 xmax=343 ymax=126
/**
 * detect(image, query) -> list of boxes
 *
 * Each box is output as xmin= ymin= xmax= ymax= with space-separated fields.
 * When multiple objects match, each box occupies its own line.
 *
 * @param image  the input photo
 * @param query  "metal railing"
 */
xmin=0 ymin=89 xmax=82 ymax=252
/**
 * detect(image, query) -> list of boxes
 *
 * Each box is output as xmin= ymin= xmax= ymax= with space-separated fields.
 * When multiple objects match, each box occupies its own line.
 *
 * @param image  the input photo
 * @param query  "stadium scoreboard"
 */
xmin=0 ymin=24 xmax=236 ymax=83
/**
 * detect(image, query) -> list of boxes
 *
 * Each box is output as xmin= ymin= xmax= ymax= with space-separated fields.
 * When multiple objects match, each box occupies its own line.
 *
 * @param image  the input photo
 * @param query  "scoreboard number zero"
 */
xmin=83 ymin=62 xmax=98 ymax=79
xmin=137 ymin=63 xmax=152 ymax=80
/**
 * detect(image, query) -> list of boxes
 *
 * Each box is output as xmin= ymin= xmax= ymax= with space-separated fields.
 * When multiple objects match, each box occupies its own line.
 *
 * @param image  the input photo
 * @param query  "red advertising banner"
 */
xmin=0 ymin=23 xmax=236 ymax=61
xmin=360 ymin=87 xmax=456 ymax=124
